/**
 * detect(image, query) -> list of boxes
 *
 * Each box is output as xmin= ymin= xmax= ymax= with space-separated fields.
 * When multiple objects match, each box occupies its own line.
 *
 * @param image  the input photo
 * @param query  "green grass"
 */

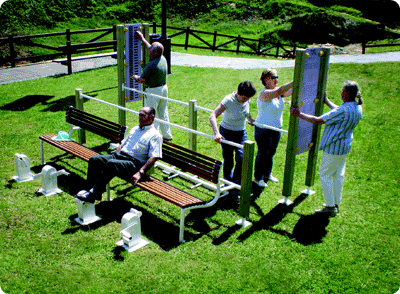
xmin=1 ymin=61 xmax=400 ymax=293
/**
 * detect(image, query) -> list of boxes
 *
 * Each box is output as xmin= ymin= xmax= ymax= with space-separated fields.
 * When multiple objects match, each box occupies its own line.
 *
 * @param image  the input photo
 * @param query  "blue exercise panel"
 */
xmin=125 ymin=24 xmax=142 ymax=102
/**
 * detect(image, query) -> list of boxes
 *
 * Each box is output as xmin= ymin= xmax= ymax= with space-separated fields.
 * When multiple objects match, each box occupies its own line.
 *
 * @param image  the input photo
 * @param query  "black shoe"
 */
xmin=75 ymin=190 xmax=99 ymax=203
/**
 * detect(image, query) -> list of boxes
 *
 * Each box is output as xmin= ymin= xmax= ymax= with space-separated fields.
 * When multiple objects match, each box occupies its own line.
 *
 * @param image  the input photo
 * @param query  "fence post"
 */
xmin=112 ymin=25 xmax=117 ymax=53
xmin=276 ymin=44 xmax=280 ymax=58
xmin=362 ymin=43 xmax=366 ymax=54
xmin=153 ymin=22 xmax=157 ymax=34
xmin=66 ymin=29 xmax=72 ymax=75
xmin=117 ymin=25 xmax=126 ymax=127
xmin=75 ymin=89 xmax=86 ymax=144
xmin=8 ymin=35 xmax=15 ymax=68
xmin=188 ymin=100 xmax=198 ymax=151
xmin=257 ymin=38 xmax=262 ymax=55
xmin=212 ymin=31 xmax=217 ymax=52
xmin=236 ymin=35 xmax=241 ymax=54
xmin=185 ymin=26 xmax=190 ymax=50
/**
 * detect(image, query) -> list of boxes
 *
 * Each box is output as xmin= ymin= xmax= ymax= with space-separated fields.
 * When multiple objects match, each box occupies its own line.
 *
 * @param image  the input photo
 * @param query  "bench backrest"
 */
xmin=66 ymin=106 xmax=127 ymax=143
xmin=162 ymin=140 xmax=222 ymax=184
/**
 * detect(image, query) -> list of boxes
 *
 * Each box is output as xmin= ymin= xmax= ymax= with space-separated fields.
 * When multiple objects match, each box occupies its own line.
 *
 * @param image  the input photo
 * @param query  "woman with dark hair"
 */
xmin=290 ymin=81 xmax=363 ymax=215
xmin=253 ymin=69 xmax=293 ymax=188
xmin=209 ymin=81 xmax=257 ymax=185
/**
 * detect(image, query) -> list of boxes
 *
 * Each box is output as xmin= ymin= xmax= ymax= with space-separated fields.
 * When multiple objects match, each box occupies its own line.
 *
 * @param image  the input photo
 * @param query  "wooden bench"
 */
xmin=39 ymin=106 xmax=232 ymax=242
xmin=40 ymin=106 xmax=127 ymax=164
xmin=137 ymin=140 xmax=229 ymax=242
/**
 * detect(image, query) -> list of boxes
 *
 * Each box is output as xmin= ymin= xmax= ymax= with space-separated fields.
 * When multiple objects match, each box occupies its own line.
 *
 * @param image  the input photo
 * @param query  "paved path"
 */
xmin=1 ymin=51 xmax=400 ymax=85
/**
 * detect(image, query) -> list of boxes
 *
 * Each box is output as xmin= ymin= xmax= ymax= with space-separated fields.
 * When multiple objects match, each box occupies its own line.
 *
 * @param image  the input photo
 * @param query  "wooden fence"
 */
xmin=5 ymin=22 xmax=399 ymax=74
xmin=151 ymin=22 xmax=298 ymax=58
xmin=0 ymin=26 xmax=117 ymax=74
xmin=1 ymin=23 xmax=301 ymax=74
xmin=362 ymin=42 xmax=400 ymax=54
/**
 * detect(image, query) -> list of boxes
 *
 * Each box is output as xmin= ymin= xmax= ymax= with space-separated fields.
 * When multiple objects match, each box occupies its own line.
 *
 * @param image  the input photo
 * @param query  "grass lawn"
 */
xmin=0 ymin=61 xmax=399 ymax=293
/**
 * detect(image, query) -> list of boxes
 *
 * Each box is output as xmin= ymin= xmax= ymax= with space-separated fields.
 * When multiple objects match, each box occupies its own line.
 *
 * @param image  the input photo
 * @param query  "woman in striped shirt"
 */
xmin=290 ymin=81 xmax=363 ymax=215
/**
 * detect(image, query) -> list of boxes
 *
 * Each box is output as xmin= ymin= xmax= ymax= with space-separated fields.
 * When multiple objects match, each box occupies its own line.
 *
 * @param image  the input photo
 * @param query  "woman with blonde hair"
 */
xmin=290 ymin=81 xmax=363 ymax=215
xmin=253 ymin=69 xmax=293 ymax=188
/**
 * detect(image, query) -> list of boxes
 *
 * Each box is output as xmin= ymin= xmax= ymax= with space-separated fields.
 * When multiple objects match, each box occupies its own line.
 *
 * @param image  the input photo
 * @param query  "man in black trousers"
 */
xmin=76 ymin=106 xmax=163 ymax=203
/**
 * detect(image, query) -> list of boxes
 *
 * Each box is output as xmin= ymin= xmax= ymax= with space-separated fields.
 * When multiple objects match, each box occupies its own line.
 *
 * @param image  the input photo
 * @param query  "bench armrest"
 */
xmin=68 ymin=124 xmax=81 ymax=137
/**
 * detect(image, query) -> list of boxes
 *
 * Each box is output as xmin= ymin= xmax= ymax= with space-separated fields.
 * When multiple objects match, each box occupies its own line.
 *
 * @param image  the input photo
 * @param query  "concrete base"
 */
xmin=37 ymin=188 xmax=63 ymax=197
xmin=301 ymin=187 xmax=316 ymax=195
xmin=116 ymin=239 xmax=149 ymax=252
xmin=12 ymin=174 xmax=35 ymax=183
xmin=278 ymin=197 xmax=294 ymax=206
xmin=236 ymin=218 xmax=252 ymax=227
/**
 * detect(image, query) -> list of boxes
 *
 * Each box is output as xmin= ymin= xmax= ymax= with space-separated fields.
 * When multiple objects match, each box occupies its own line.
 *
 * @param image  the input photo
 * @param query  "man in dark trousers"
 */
xmin=130 ymin=31 xmax=173 ymax=141
xmin=76 ymin=106 xmax=163 ymax=203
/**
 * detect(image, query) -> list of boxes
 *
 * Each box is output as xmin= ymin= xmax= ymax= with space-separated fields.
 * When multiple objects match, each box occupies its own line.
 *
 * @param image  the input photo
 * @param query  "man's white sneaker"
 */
xmin=268 ymin=175 xmax=279 ymax=183
xmin=253 ymin=179 xmax=267 ymax=188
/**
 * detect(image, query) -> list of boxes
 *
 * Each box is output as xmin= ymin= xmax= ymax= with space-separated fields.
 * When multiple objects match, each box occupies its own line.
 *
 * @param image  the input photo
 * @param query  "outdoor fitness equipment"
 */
xmin=281 ymin=47 xmax=331 ymax=205
xmin=116 ymin=208 xmax=149 ymax=252
xmin=13 ymin=153 xmax=35 ymax=183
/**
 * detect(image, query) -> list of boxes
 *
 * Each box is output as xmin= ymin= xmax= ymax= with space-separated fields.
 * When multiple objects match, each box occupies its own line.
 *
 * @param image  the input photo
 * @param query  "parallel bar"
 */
xmin=124 ymin=85 xmax=189 ymax=106
xmin=125 ymin=85 xmax=213 ymax=113
xmin=79 ymin=92 xmax=244 ymax=149
xmin=252 ymin=122 xmax=288 ymax=134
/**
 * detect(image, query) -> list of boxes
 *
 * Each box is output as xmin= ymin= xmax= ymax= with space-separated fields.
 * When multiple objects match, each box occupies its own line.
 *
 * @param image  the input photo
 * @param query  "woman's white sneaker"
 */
xmin=268 ymin=175 xmax=279 ymax=183
xmin=253 ymin=179 xmax=267 ymax=187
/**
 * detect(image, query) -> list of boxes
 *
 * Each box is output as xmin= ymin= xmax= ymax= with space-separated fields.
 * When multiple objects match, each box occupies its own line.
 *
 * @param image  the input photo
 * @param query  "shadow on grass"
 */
xmin=61 ymin=195 xmax=190 ymax=252
xmin=234 ymin=192 xmax=330 ymax=245
xmin=0 ymin=95 xmax=54 ymax=111
xmin=272 ymin=213 xmax=330 ymax=245
xmin=41 ymin=96 xmax=93 ymax=112
xmin=0 ymin=92 xmax=100 ymax=113
xmin=30 ymin=153 xmax=258 ymax=251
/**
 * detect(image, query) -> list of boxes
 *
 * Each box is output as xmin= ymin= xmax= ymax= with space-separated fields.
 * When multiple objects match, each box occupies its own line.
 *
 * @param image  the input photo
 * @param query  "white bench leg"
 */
xmin=179 ymin=209 xmax=186 ymax=243
xmin=40 ymin=139 xmax=44 ymax=165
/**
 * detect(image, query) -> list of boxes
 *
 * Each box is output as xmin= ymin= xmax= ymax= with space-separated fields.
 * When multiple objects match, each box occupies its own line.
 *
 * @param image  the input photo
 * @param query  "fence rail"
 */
xmin=0 ymin=26 xmax=117 ymax=73
xmin=5 ymin=22 xmax=398 ymax=73
xmin=362 ymin=42 xmax=400 ymax=54
xmin=151 ymin=23 xmax=297 ymax=58
xmin=1 ymin=23 xmax=302 ymax=73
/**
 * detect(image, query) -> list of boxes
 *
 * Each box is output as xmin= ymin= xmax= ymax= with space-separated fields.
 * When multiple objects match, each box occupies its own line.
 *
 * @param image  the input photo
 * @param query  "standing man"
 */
xmin=76 ymin=106 xmax=163 ymax=203
xmin=131 ymin=31 xmax=173 ymax=141
xmin=290 ymin=81 xmax=363 ymax=215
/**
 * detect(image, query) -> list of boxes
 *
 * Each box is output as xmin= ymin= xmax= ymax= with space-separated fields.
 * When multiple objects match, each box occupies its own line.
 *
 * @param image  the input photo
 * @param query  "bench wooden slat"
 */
xmin=137 ymin=176 xmax=205 ymax=208
xmin=66 ymin=106 xmax=126 ymax=143
xmin=40 ymin=134 xmax=98 ymax=161
xmin=162 ymin=140 xmax=222 ymax=184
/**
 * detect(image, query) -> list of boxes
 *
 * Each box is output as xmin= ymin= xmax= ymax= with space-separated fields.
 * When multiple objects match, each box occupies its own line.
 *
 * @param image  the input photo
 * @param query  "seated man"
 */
xmin=76 ymin=106 xmax=163 ymax=203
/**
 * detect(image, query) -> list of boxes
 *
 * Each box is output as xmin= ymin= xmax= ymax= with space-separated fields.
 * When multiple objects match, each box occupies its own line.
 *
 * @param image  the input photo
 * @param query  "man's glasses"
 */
xmin=270 ymin=76 xmax=279 ymax=80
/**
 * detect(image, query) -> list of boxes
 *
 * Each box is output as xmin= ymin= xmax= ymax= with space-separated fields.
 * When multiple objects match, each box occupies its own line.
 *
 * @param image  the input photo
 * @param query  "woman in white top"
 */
xmin=253 ymin=69 xmax=293 ymax=188
xmin=210 ymin=81 xmax=256 ymax=185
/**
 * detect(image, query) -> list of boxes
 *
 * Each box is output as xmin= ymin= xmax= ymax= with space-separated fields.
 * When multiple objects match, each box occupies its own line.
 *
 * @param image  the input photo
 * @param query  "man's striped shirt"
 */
xmin=319 ymin=101 xmax=362 ymax=155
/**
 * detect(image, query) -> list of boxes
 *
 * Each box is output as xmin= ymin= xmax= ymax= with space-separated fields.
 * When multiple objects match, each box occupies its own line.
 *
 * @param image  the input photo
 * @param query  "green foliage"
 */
xmin=329 ymin=5 xmax=362 ymax=18
xmin=260 ymin=0 xmax=316 ymax=20
xmin=167 ymin=0 xmax=216 ymax=18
